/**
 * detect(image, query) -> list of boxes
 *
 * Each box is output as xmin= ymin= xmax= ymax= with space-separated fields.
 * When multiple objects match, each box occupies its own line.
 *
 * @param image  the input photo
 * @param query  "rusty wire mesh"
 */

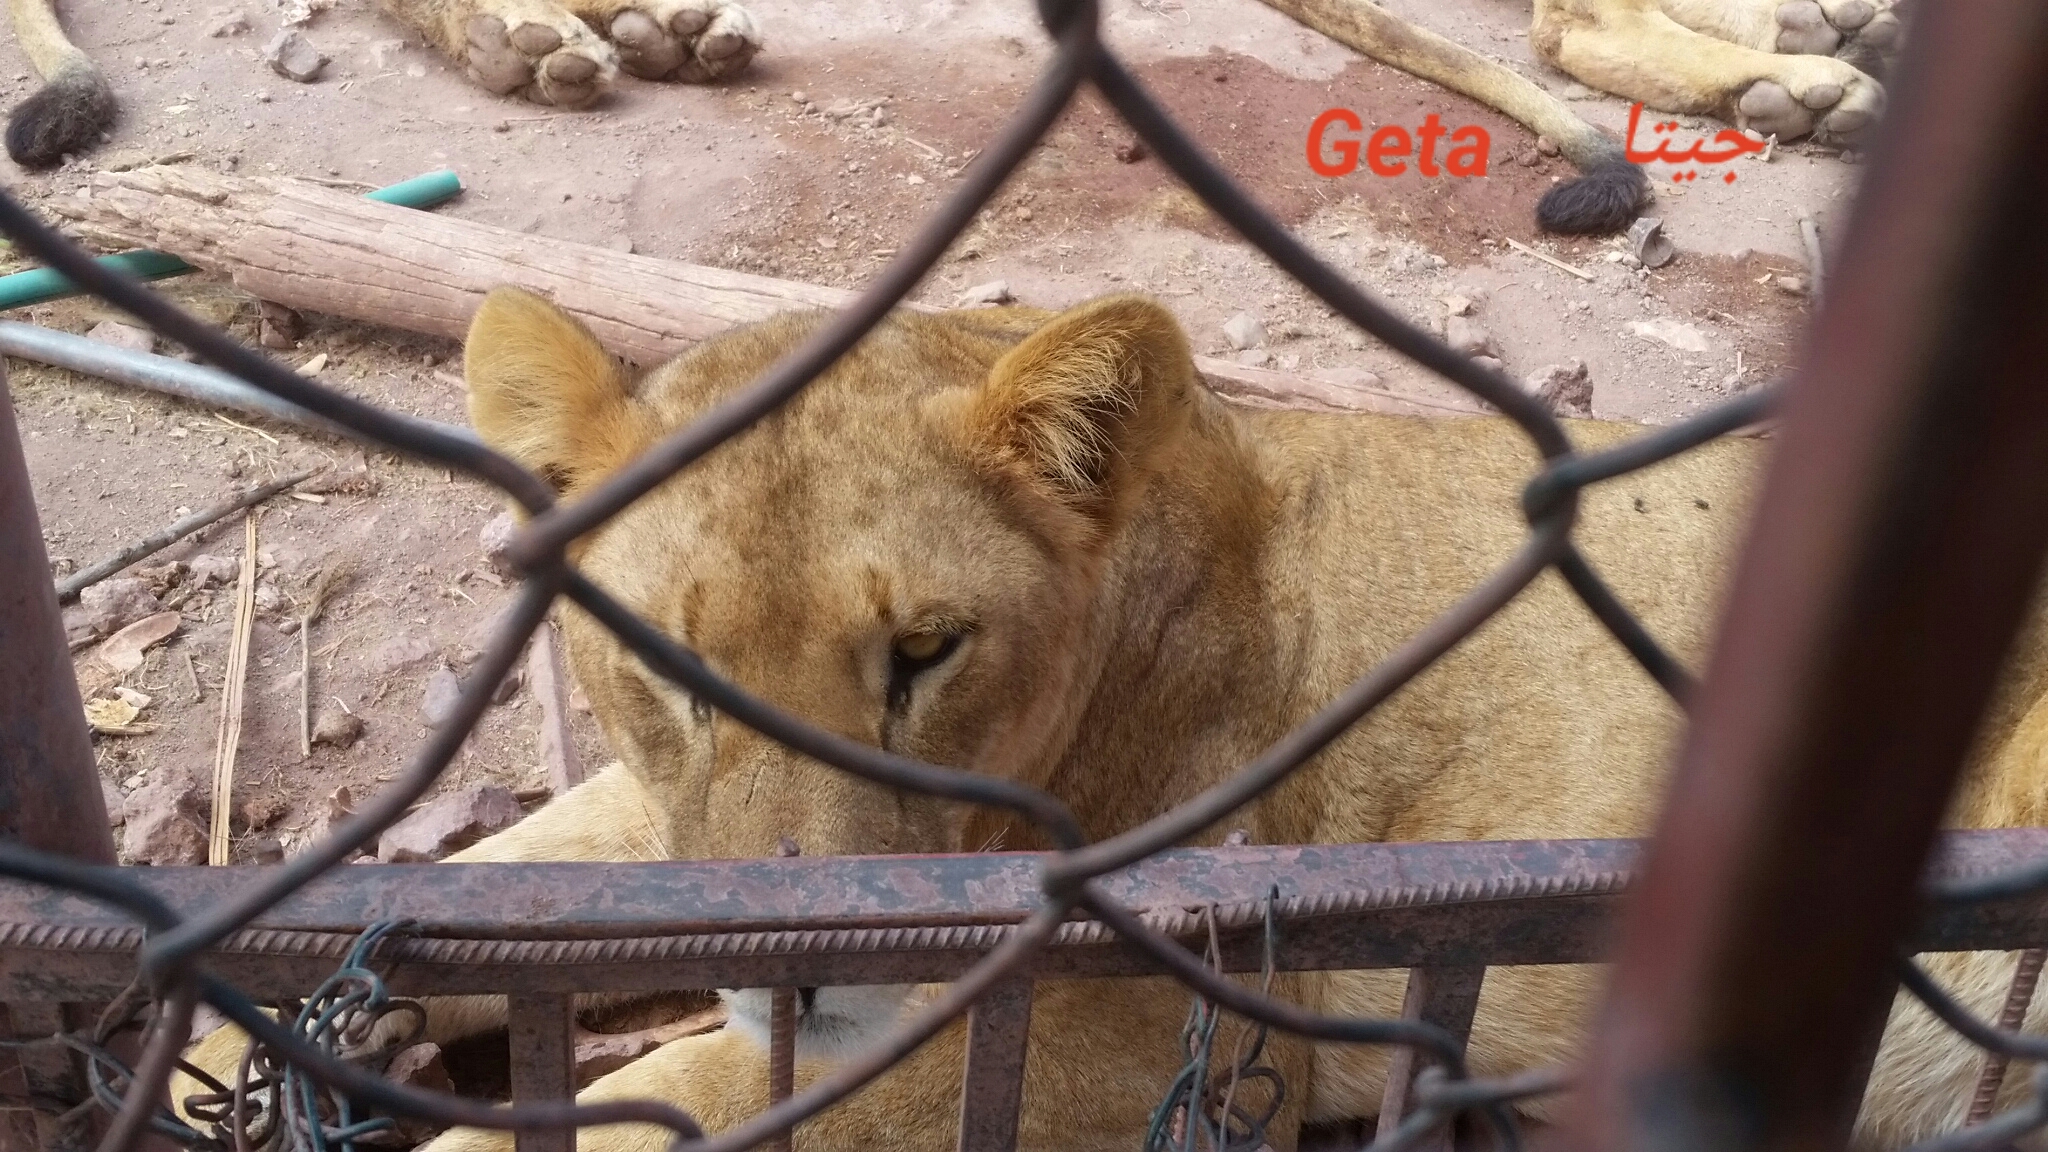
xmin=3 ymin=0 xmax=2047 ymax=1149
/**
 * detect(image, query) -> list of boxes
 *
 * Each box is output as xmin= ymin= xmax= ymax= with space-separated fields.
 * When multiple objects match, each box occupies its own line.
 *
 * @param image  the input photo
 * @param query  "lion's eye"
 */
xmin=887 ymin=631 xmax=962 ymax=709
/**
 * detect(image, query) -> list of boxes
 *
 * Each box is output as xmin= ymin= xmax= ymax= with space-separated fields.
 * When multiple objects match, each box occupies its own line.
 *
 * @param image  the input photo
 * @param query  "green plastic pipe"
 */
xmin=0 ymin=169 xmax=463 ymax=311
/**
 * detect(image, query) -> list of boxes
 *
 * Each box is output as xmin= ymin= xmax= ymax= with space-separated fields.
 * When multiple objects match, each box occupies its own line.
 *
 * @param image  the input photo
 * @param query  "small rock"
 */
xmin=1471 ymin=355 xmax=1504 ymax=375
xmin=188 ymin=553 xmax=240 ymax=587
xmin=385 ymin=1042 xmax=453 ymax=1093
xmin=239 ymin=793 xmax=287 ymax=832
xmin=1516 ymin=149 xmax=1540 ymax=167
xmin=311 ymin=707 xmax=364 ymax=750
xmin=490 ymin=667 xmax=524 ymax=706
xmin=1561 ymin=82 xmax=1596 ymax=100
xmin=1774 ymin=274 xmax=1808 ymax=295
xmin=86 ymin=320 xmax=154 ymax=354
xmin=1112 ymin=139 xmax=1147 ymax=164
xmin=376 ymin=785 xmax=523 ymax=862
xmin=121 ymin=779 xmax=208 ymax=866
xmin=296 ymin=785 xmax=355 ymax=851
xmin=252 ymin=580 xmax=286 ymax=616
xmin=1526 ymin=360 xmax=1594 ymax=418
xmin=1440 ymin=295 xmax=1474 ymax=318
xmin=257 ymin=301 xmax=304 ymax=350
xmin=1629 ymin=318 xmax=1715 ymax=354
xmin=249 ymin=837 xmax=285 ymax=864
xmin=264 ymin=31 xmax=330 ymax=82
xmin=1536 ymin=135 xmax=1560 ymax=157
xmin=369 ymin=633 xmax=437 ymax=676
xmin=1235 ymin=349 xmax=1272 ymax=368
xmin=421 ymin=667 xmax=463 ymax=726
xmin=479 ymin=510 xmax=519 ymax=575
xmin=209 ymin=12 xmax=250 ymax=36
xmin=955 ymin=280 xmax=1013 ymax=308
xmin=103 ymin=778 xmax=127 ymax=827
xmin=1626 ymin=216 xmax=1675 ymax=269
xmin=1222 ymin=312 xmax=1266 ymax=351
xmin=1444 ymin=315 xmax=1498 ymax=359
xmin=80 ymin=578 xmax=162 ymax=636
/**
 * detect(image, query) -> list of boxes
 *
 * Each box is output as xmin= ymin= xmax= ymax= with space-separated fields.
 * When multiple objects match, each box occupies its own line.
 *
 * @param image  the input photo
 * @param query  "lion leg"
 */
xmin=1655 ymin=0 xmax=1905 ymax=80
xmin=554 ymin=0 xmax=761 ymax=82
xmin=418 ymin=978 xmax=1310 ymax=1152
xmin=1533 ymin=0 xmax=1883 ymax=144
xmin=173 ymin=764 xmax=673 ymax=1126
xmin=374 ymin=0 xmax=618 ymax=108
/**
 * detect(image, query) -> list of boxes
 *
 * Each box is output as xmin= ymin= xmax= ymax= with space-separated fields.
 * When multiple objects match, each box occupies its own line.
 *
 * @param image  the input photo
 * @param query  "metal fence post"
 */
xmin=0 ymin=361 xmax=120 ymax=1151
xmin=508 ymin=993 xmax=577 ymax=1152
xmin=1568 ymin=3 xmax=2048 ymax=1150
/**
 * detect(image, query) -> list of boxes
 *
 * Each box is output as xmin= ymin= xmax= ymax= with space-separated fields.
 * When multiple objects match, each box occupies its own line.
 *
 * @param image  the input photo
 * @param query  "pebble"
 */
xmin=369 ymin=633 xmax=437 ymax=676
xmin=421 ymin=667 xmax=463 ymax=726
xmin=1536 ymin=136 xmax=1560 ymax=157
xmin=1471 ymin=355 xmax=1504 ymax=375
xmin=121 ymin=778 xmax=208 ymax=866
xmin=264 ymin=31 xmax=330 ymax=83
xmin=1222 ymin=312 xmax=1266 ymax=351
xmin=1444 ymin=315 xmax=1498 ymax=359
xmin=311 ymin=706 xmax=364 ymax=749
xmin=1526 ymin=360 xmax=1595 ymax=418
xmin=1774 ymin=274 xmax=1808 ymax=295
xmin=86 ymin=320 xmax=155 ymax=354
xmin=376 ymin=784 xmax=523 ymax=862
xmin=189 ymin=553 xmax=240 ymax=586
xmin=80 ymin=577 xmax=163 ymax=636
xmin=1113 ymin=139 xmax=1147 ymax=164
xmin=210 ymin=12 xmax=250 ymax=36
xmin=1236 ymin=349 xmax=1272 ymax=368
xmin=956 ymin=280 xmax=1014 ymax=308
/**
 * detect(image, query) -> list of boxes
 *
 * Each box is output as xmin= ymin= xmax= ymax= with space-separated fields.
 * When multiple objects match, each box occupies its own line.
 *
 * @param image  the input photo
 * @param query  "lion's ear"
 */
xmin=945 ymin=294 xmax=1197 ymax=534
xmin=465 ymin=288 xmax=644 ymax=493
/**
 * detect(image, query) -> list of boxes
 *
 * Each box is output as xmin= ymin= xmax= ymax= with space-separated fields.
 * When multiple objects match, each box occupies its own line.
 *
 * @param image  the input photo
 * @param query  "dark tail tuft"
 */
xmin=6 ymin=67 xmax=114 ymax=168
xmin=1535 ymin=161 xmax=1649 ymax=236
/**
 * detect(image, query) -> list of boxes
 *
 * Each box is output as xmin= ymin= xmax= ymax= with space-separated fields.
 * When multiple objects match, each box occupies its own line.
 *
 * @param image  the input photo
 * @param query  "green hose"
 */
xmin=0 ymin=169 xmax=463 ymax=311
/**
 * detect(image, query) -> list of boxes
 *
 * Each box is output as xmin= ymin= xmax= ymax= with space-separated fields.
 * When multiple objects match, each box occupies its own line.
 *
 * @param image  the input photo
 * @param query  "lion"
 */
xmin=1256 ymin=0 xmax=1904 ymax=233
xmin=1 ymin=0 xmax=758 ymax=167
xmin=179 ymin=289 xmax=2048 ymax=1150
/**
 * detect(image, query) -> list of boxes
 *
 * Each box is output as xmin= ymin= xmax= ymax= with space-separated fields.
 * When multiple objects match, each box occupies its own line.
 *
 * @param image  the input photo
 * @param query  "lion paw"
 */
xmin=1734 ymin=55 xmax=1882 ymax=146
xmin=463 ymin=4 xmax=617 ymax=108
xmin=606 ymin=0 xmax=760 ymax=82
xmin=1776 ymin=0 xmax=1903 ymax=77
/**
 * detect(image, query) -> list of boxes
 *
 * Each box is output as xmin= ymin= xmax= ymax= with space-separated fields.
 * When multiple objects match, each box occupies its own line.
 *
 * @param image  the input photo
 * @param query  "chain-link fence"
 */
xmin=4 ymin=0 xmax=2048 ymax=1150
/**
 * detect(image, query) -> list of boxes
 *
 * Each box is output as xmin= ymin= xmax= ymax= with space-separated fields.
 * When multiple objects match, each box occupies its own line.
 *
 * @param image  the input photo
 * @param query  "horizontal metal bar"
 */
xmin=2 ymin=832 xmax=2045 ymax=1003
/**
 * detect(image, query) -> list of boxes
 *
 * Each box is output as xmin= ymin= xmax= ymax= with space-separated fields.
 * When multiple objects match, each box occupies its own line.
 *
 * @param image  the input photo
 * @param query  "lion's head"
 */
xmin=465 ymin=289 xmax=1205 ymax=1049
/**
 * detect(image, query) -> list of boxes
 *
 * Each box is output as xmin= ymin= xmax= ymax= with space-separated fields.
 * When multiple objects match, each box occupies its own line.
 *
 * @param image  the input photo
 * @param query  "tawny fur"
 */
xmin=0 ymin=0 xmax=759 ymax=150
xmin=181 ymin=291 xmax=2048 ymax=1150
xmin=1261 ymin=0 xmax=1902 ymax=232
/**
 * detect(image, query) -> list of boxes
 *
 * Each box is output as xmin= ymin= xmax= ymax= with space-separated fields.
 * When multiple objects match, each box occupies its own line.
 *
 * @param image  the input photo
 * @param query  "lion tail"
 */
xmin=5 ymin=0 xmax=114 ymax=168
xmin=1254 ymin=0 xmax=1647 ymax=235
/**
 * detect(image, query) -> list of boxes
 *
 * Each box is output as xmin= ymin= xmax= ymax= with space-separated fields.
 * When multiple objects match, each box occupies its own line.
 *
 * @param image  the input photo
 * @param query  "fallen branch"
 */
xmin=528 ymin=619 xmax=585 ymax=796
xmin=53 ymin=166 xmax=1461 ymax=418
xmin=1504 ymin=238 xmax=1595 ymax=282
xmin=55 ymin=471 xmax=312 ymax=602
xmin=209 ymin=513 xmax=258 ymax=867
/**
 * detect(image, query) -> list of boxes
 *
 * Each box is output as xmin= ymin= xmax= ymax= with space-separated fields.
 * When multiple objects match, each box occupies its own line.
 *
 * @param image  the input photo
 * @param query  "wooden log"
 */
xmin=50 ymin=165 xmax=1471 ymax=417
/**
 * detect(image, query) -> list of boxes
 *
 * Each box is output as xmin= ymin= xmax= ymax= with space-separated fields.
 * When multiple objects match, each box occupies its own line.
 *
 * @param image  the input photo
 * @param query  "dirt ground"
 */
xmin=2 ymin=0 xmax=1859 ymax=1119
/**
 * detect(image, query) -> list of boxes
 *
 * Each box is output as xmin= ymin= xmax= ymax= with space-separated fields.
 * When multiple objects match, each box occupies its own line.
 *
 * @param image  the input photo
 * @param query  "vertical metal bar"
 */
xmin=0 ymin=363 xmax=123 ymax=1149
xmin=1966 ymin=950 xmax=2046 ymax=1125
xmin=1376 ymin=966 xmax=1484 ymax=1151
xmin=956 ymin=975 xmax=1035 ymax=1152
xmin=767 ymin=987 xmax=797 ymax=1152
xmin=507 ymin=993 xmax=576 ymax=1152
xmin=0 ymin=360 xmax=112 ymax=865
xmin=1569 ymin=4 xmax=2048 ymax=1151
